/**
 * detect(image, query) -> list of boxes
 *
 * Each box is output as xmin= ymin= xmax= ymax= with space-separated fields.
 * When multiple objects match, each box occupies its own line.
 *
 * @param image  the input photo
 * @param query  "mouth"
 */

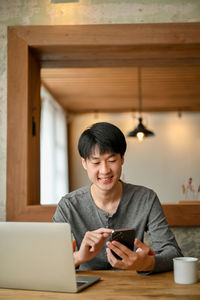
xmin=99 ymin=176 xmax=113 ymax=184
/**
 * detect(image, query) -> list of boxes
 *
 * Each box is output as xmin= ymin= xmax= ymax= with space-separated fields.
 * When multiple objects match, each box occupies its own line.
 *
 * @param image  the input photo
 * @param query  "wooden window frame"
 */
xmin=7 ymin=23 xmax=200 ymax=225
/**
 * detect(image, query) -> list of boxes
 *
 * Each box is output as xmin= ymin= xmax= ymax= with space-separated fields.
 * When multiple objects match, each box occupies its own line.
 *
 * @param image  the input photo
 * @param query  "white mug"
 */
xmin=173 ymin=257 xmax=199 ymax=284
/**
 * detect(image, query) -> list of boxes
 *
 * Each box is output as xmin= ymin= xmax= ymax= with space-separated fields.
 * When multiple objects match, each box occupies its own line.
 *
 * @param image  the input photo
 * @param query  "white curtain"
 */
xmin=40 ymin=86 xmax=68 ymax=205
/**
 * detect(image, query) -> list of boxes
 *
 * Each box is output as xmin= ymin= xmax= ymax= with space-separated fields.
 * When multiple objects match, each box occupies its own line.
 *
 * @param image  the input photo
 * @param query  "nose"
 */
xmin=99 ymin=161 xmax=110 ymax=174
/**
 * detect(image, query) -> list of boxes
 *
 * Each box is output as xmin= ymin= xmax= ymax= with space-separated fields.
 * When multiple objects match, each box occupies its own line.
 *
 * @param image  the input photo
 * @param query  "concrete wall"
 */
xmin=0 ymin=0 xmax=200 ymax=259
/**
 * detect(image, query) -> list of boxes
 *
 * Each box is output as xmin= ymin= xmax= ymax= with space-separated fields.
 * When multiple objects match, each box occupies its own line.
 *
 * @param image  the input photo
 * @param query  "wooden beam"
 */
xmin=7 ymin=28 xmax=29 ymax=220
xmin=11 ymin=23 xmax=200 ymax=46
xmin=7 ymin=24 xmax=200 ymax=224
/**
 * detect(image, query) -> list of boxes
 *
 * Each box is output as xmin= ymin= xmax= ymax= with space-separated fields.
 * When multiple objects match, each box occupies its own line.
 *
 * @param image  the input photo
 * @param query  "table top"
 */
xmin=0 ymin=270 xmax=199 ymax=300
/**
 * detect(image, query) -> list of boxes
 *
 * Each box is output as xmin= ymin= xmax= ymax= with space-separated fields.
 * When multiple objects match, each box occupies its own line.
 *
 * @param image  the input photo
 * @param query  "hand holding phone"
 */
xmin=110 ymin=228 xmax=135 ymax=260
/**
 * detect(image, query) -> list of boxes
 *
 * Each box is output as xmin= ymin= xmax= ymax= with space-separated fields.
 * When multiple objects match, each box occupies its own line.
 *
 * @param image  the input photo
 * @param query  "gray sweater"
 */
xmin=53 ymin=182 xmax=183 ymax=273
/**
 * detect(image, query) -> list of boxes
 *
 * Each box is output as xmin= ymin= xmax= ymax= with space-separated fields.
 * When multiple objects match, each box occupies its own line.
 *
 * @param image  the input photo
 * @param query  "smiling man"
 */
xmin=53 ymin=122 xmax=182 ymax=273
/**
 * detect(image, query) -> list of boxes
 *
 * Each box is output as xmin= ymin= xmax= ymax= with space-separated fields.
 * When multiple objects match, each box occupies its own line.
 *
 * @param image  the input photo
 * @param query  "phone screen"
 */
xmin=110 ymin=228 xmax=135 ymax=260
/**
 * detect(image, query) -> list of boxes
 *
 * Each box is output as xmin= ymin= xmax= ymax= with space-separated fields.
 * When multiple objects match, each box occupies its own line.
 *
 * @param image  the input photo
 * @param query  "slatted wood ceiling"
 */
xmin=41 ymin=66 xmax=200 ymax=113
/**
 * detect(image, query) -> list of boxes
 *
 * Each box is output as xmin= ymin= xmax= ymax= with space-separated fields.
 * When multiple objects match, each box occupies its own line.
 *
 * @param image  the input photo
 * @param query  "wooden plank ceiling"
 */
xmin=41 ymin=66 xmax=200 ymax=113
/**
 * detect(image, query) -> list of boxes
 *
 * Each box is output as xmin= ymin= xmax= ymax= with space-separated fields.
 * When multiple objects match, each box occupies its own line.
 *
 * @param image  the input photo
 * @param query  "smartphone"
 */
xmin=110 ymin=228 xmax=136 ymax=260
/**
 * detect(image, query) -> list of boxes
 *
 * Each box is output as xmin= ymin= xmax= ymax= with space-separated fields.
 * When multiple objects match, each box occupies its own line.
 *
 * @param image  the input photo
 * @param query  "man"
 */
xmin=53 ymin=122 xmax=182 ymax=273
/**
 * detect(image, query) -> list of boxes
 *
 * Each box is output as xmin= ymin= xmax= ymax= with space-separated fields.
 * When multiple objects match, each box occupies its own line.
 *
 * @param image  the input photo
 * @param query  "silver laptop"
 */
xmin=0 ymin=222 xmax=100 ymax=293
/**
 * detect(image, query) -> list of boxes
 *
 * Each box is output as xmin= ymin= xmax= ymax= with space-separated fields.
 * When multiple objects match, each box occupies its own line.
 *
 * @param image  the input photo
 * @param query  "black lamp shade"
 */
xmin=127 ymin=117 xmax=155 ymax=137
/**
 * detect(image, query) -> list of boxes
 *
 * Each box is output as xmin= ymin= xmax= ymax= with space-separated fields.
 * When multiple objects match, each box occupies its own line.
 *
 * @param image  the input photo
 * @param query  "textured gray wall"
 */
xmin=0 ymin=0 xmax=200 ymax=259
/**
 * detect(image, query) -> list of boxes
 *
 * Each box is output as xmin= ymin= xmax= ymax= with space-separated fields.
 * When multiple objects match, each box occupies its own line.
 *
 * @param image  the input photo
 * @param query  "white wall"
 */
xmin=69 ymin=112 xmax=200 ymax=204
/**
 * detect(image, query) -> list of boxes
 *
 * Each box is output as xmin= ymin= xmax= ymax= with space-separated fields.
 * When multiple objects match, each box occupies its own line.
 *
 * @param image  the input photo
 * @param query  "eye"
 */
xmin=92 ymin=162 xmax=100 ymax=165
xmin=108 ymin=160 xmax=116 ymax=163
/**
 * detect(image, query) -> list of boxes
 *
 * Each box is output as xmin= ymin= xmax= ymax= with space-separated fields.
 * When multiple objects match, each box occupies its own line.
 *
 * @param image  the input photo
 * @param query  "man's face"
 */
xmin=81 ymin=145 xmax=124 ymax=192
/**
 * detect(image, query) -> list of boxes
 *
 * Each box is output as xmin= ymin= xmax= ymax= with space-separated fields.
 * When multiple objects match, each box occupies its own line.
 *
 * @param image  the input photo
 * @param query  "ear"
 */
xmin=121 ymin=156 xmax=124 ymax=165
xmin=81 ymin=158 xmax=87 ymax=170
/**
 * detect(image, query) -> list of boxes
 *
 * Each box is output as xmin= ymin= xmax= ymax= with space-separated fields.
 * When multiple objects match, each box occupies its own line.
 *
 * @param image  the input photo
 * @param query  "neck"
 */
xmin=91 ymin=181 xmax=123 ymax=214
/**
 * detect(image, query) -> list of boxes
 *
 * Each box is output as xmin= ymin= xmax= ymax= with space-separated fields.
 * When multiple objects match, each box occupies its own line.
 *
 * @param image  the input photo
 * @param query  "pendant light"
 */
xmin=127 ymin=67 xmax=155 ymax=142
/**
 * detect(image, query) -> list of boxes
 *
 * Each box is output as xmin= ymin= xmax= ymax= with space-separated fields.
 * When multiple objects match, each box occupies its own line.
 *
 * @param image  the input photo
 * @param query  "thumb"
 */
xmin=134 ymin=238 xmax=147 ymax=249
xmin=134 ymin=238 xmax=155 ymax=256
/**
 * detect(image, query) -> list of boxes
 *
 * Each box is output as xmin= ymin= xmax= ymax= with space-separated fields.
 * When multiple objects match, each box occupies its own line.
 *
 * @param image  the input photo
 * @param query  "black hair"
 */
xmin=78 ymin=122 xmax=127 ymax=159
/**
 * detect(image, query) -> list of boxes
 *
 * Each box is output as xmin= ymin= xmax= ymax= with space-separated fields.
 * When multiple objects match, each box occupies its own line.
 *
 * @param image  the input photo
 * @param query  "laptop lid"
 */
xmin=0 ymin=222 xmax=100 ymax=293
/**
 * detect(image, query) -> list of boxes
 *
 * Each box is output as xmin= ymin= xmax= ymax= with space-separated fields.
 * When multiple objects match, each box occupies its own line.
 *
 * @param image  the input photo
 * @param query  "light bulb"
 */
xmin=137 ymin=132 xmax=144 ymax=142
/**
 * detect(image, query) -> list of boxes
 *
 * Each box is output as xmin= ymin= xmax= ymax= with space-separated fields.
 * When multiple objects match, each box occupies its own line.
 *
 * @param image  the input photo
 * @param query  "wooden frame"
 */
xmin=7 ymin=24 xmax=200 ymax=225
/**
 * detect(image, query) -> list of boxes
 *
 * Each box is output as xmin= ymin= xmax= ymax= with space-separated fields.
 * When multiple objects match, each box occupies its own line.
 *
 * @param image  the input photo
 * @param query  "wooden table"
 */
xmin=0 ymin=270 xmax=199 ymax=300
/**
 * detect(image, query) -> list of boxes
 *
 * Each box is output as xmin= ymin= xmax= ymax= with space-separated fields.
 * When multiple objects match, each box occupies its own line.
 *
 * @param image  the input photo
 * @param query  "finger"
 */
xmin=134 ymin=238 xmax=155 ymax=256
xmin=106 ymin=247 xmax=118 ymax=263
xmin=134 ymin=238 xmax=149 ymax=250
xmin=106 ymin=247 xmax=127 ymax=269
xmin=106 ymin=241 xmax=122 ymax=259
xmin=85 ymin=232 xmax=108 ymax=252
xmin=102 ymin=232 xmax=111 ymax=239
xmin=134 ymin=238 xmax=145 ymax=248
xmin=93 ymin=228 xmax=113 ymax=241
xmin=95 ymin=228 xmax=113 ymax=234
xmin=90 ymin=233 xmax=105 ymax=244
xmin=106 ymin=241 xmax=129 ymax=260
xmin=86 ymin=231 xmax=106 ymax=240
xmin=84 ymin=233 xmax=101 ymax=248
xmin=111 ymin=240 xmax=134 ymax=256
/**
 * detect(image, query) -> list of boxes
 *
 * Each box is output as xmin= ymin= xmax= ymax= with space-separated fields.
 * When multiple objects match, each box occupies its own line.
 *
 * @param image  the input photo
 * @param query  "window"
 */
xmin=40 ymin=86 xmax=68 ymax=205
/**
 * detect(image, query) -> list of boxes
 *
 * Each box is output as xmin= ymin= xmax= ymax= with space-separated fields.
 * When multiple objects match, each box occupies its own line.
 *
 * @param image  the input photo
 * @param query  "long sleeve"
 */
xmin=52 ymin=182 xmax=183 ymax=272
xmin=145 ymin=193 xmax=183 ymax=273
